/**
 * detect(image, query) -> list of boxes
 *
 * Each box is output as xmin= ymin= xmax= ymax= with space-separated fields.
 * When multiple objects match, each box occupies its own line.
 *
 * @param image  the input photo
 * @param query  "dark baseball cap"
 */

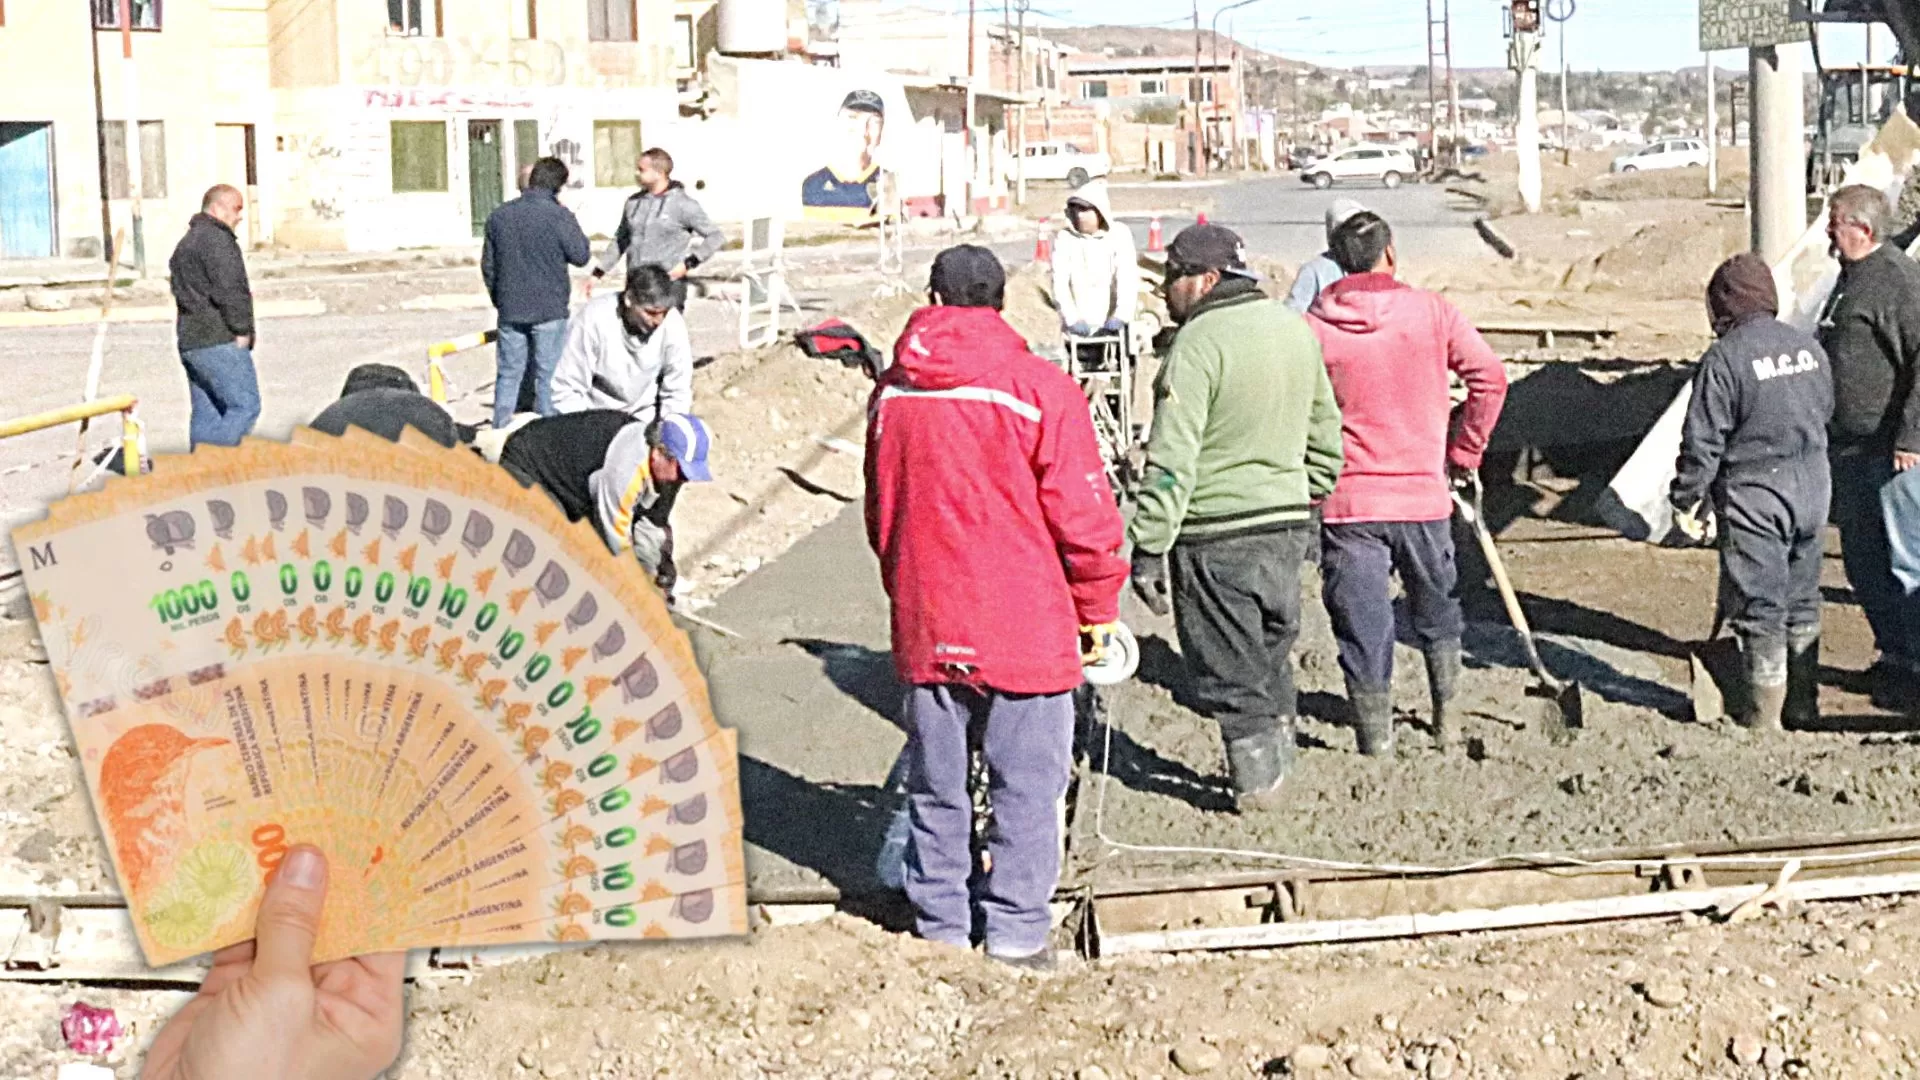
xmin=929 ymin=244 xmax=1006 ymax=309
xmin=841 ymin=89 xmax=885 ymax=116
xmin=1165 ymin=223 xmax=1259 ymax=280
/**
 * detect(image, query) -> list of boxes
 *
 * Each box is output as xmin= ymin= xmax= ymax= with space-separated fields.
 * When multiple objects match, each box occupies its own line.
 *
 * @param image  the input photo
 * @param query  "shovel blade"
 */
xmin=1528 ymin=679 xmax=1585 ymax=743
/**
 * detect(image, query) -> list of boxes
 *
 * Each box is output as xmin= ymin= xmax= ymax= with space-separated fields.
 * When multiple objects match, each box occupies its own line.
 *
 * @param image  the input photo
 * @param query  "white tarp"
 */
xmin=1596 ymin=144 xmax=1912 ymax=543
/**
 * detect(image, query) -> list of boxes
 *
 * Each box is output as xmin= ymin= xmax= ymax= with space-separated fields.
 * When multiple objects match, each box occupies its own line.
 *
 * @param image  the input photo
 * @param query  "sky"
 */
xmin=1023 ymin=0 xmax=1893 ymax=74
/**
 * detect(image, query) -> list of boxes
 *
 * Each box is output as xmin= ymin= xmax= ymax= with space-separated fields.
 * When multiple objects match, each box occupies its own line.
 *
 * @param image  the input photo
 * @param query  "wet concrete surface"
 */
xmin=700 ymin=503 xmax=1920 ymax=899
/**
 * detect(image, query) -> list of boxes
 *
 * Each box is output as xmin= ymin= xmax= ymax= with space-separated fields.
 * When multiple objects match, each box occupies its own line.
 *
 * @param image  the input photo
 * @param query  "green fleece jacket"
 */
xmin=1130 ymin=282 xmax=1344 ymax=553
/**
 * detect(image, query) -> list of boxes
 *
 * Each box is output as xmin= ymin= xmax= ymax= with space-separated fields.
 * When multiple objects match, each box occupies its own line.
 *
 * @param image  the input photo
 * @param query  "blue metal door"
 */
xmin=0 ymin=123 xmax=56 ymax=259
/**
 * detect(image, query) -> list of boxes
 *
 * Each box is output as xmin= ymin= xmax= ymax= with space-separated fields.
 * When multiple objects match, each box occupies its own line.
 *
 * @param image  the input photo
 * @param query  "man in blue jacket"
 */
xmin=481 ymin=156 xmax=592 ymax=429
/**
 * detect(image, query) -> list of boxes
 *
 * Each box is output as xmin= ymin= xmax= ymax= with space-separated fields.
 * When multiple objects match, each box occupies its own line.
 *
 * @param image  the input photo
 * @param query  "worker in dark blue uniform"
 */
xmin=1671 ymin=253 xmax=1836 ymax=731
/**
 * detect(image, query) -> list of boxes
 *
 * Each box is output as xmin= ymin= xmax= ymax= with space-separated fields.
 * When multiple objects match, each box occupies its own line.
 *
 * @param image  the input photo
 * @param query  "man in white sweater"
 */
xmin=551 ymin=264 xmax=694 ymax=423
xmin=1051 ymin=180 xmax=1139 ymax=339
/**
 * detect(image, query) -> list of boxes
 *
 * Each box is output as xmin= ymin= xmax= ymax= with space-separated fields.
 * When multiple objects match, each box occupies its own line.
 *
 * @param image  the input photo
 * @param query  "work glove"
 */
xmin=1080 ymin=622 xmax=1121 ymax=666
xmin=1672 ymin=500 xmax=1717 ymax=546
xmin=1130 ymin=551 xmax=1172 ymax=617
xmin=1100 ymin=318 xmax=1126 ymax=334
xmin=1067 ymin=321 xmax=1094 ymax=337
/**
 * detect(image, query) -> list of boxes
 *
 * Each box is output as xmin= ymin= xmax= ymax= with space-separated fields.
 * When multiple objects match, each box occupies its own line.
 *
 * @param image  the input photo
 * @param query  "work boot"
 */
xmin=1868 ymin=656 xmax=1920 ymax=715
xmin=1424 ymin=639 xmax=1463 ymax=750
xmin=1348 ymin=680 xmax=1395 ymax=757
xmin=1738 ymin=640 xmax=1788 ymax=732
xmin=1224 ymin=719 xmax=1295 ymax=811
xmin=1784 ymin=628 xmax=1820 ymax=730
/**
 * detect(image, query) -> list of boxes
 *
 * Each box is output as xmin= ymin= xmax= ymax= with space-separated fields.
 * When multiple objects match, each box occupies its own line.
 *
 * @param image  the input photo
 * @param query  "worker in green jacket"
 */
xmin=1130 ymin=224 xmax=1345 ymax=809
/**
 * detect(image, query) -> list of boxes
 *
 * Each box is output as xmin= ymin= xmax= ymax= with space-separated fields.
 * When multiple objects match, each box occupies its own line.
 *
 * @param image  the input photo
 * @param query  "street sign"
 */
xmin=1700 ymin=0 xmax=1811 ymax=51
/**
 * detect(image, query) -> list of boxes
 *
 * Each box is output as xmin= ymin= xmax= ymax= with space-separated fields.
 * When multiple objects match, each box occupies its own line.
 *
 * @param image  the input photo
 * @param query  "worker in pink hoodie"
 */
xmin=1306 ymin=212 xmax=1508 ymax=755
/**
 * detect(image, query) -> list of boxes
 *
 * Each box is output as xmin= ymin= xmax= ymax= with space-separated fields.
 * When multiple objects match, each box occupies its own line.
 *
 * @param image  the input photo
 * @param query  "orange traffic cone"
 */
xmin=1196 ymin=211 xmax=1209 ymax=226
xmin=1147 ymin=216 xmax=1163 ymax=252
xmin=1034 ymin=217 xmax=1052 ymax=264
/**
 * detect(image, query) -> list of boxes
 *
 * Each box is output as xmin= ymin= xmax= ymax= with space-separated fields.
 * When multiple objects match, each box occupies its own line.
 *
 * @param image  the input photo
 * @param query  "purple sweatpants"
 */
xmin=903 ymin=683 xmax=1073 ymax=957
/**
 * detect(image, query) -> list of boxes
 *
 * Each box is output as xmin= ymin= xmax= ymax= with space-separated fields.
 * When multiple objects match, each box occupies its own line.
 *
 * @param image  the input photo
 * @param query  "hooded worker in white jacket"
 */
xmin=1051 ymin=180 xmax=1140 ymax=337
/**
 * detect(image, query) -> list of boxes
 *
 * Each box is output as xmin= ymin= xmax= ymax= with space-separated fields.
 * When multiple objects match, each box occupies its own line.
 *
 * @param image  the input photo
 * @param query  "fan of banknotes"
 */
xmin=13 ymin=427 xmax=744 ymax=966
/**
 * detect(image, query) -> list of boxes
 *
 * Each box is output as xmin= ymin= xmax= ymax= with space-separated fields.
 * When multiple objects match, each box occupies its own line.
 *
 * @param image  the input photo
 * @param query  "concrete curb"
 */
xmin=0 ymin=298 xmax=327 ymax=329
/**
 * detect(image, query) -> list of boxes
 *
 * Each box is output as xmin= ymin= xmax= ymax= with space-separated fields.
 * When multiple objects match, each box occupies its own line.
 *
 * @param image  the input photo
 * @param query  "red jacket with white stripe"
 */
xmin=866 ymin=305 xmax=1128 ymax=694
xmin=1307 ymin=273 xmax=1508 ymax=525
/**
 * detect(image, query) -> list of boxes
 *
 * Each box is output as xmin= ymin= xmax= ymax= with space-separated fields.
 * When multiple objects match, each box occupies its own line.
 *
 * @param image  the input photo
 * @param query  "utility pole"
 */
xmin=1192 ymin=0 xmax=1204 ymax=175
xmin=88 ymin=2 xmax=114 ymax=272
xmin=1444 ymin=0 xmax=1460 ymax=168
xmin=1749 ymin=43 xmax=1805 ymax=262
xmin=1509 ymin=0 xmax=1542 ymax=213
xmin=1557 ymin=7 xmax=1569 ymax=165
xmin=118 ymin=0 xmax=147 ymax=275
xmin=1705 ymin=51 xmax=1718 ymax=195
xmin=1015 ymin=0 xmax=1028 ymax=204
xmin=965 ymin=0 xmax=975 ymax=218
xmin=1426 ymin=0 xmax=1440 ymax=173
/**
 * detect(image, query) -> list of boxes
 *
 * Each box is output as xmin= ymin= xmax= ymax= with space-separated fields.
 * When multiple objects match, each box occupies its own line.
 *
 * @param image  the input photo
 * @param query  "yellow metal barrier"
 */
xmin=425 ymin=329 xmax=498 ymax=405
xmin=0 ymin=394 xmax=144 ymax=476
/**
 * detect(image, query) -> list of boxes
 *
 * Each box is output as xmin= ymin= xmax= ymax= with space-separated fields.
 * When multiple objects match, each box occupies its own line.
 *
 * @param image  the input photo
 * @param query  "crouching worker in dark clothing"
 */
xmin=1671 ymin=253 xmax=1835 ymax=730
xmin=309 ymin=363 xmax=476 ymax=447
xmin=497 ymin=409 xmax=713 ymax=602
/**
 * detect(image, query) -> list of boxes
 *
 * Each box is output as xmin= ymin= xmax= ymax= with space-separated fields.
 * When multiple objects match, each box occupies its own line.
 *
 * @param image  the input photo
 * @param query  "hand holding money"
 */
xmin=142 ymin=846 xmax=406 ymax=1080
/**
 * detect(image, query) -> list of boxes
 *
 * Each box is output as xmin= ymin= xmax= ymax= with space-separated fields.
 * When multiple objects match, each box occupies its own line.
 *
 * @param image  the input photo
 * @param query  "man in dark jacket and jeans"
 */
xmin=867 ymin=246 xmax=1127 ymax=968
xmin=1130 ymin=225 xmax=1345 ymax=806
xmin=1672 ymin=253 xmax=1834 ymax=730
xmin=1816 ymin=184 xmax=1920 ymax=708
xmin=170 ymin=185 xmax=259 ymax=448
xmin=482 ymin=156 xmax=592 ymax=428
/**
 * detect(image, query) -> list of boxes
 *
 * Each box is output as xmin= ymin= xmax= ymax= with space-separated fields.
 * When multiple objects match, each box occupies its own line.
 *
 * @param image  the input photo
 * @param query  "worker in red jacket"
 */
xmin=1307 ymin=211 xmax=1508 ymax=755
xmin=866 ymin=245 xmax=1127 ymax=969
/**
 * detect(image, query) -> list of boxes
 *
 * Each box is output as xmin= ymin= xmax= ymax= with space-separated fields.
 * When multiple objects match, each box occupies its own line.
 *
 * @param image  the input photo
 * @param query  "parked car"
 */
xmin=1610 ymin=138 xmax=1710 ymax=173
xmin=1298 ymin=145 xmax=1419 ymax=190
xmin=1012 ymin=141 xmax=1111 ymax=186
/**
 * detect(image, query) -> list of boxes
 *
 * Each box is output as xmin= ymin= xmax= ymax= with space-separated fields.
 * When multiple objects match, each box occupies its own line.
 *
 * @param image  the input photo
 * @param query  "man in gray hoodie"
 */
xmin=1285 ymin=198 xmax=1368 ymax=314
xmin=586 ymin=148 xmax=725 ymax=307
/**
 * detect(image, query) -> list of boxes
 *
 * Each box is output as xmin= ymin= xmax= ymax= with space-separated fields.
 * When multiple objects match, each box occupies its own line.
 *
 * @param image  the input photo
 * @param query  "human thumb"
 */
xmin=252 ymin=845 xmax=328 ymax=980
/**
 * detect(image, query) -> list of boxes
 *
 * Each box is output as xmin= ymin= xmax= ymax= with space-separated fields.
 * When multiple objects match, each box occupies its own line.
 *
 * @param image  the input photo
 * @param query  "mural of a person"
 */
xmin=802 ymin=89 xmax=885 ymax=224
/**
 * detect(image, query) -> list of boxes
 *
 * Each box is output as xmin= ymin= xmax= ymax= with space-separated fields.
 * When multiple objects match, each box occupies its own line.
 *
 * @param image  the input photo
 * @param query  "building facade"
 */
xmin=0 ymin=0 xmax=273 ymax=260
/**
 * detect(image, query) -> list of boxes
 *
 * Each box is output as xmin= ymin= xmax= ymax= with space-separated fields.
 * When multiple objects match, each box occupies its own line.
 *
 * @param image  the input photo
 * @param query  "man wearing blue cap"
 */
xmin=497 ymin=409 xmax=713 ymax=601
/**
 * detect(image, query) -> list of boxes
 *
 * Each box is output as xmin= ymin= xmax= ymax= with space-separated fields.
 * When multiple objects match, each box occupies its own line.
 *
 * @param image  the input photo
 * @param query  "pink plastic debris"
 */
xmin=61 ymin=1001 xmax=121 ymax=1056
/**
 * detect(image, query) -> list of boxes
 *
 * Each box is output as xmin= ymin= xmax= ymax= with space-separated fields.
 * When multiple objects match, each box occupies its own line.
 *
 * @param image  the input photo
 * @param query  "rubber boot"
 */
xmin=1224 ymin=718 xmax=1294 ymax=811
xmin=1348 ymin=680 xmax=1395 ymax=757
xmin=1738 ymin=640 xmax=1788 ymax=733
xmin=1784 ymin=628 xmax=1820 ymax=730
xmin=1424 ymin=639 xmax=1463 ymax=750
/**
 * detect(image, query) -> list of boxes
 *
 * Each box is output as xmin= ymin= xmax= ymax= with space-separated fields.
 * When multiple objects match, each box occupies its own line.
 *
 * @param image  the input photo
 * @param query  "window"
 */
xmin=386 ymin=0 xmax=439 ymax=37
xmin=1138 ymin=78 xmax=1165 ymax=96
xmin=673 ymin=13 xmax=695 ymax=68
xmin=102 ymin=121 xmax=167 ymax=198
xmin=1188 ymin=78 xmax=1214 ymax=103
xmin=93 ymin=0 xmax=161 ymax=29
xmin=390 ymin=120 xmax=448 ymax=192
xmin=593 ymin=120 xmax=642 ymax=187
xmin=514 ymin=119 xmax=541 ymax=180
xmin=1079 ymin=81 xmax=1108 ymax=100
xmin=588 ymin=0 xmax=636 ymax=41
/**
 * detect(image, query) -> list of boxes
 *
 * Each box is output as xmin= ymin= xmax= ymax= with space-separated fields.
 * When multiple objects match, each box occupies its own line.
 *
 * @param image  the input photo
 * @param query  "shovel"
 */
xmin=1452 ymin=475 xmax=1587 ymax=741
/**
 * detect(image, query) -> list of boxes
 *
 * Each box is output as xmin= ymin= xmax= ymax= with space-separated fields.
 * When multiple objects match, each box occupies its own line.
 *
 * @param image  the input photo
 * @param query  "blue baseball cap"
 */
xmin=658 ymin=413 xmax=713 ymax=482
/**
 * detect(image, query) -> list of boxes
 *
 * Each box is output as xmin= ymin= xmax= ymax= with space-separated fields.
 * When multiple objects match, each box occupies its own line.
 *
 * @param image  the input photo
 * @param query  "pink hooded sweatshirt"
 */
xmin=1307 ymin=272 xmax=1508 ymax=525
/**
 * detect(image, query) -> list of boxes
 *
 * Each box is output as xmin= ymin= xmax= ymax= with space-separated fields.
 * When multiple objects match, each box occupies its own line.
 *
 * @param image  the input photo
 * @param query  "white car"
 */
xmin=1013 ymin=141 xmax=1111 ymax=187
xmin=1610 ymin=138 xmax=1710 ymax=173
xmin=1299 ymin=146 xmax=1419 ymax=190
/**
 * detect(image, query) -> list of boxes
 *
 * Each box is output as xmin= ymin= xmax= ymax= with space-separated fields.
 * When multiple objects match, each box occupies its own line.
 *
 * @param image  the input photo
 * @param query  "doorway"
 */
xmin=467 ymin=119 xmax=504 ymax=237
xmin=214 ymin=123 xmax=259 ymax=248
xmin=0 ymin=122 xmax=56 ymax=258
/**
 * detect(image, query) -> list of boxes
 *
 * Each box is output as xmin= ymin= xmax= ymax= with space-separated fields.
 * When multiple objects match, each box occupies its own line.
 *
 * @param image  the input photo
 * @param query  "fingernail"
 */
xmin=279 ymin=846 xmax=325 ymax=890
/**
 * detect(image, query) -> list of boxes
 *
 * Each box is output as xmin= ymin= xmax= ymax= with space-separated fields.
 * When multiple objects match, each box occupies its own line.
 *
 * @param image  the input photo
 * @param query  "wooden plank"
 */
xmin=1096 ymin=871 xmax=1920 ymax=956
